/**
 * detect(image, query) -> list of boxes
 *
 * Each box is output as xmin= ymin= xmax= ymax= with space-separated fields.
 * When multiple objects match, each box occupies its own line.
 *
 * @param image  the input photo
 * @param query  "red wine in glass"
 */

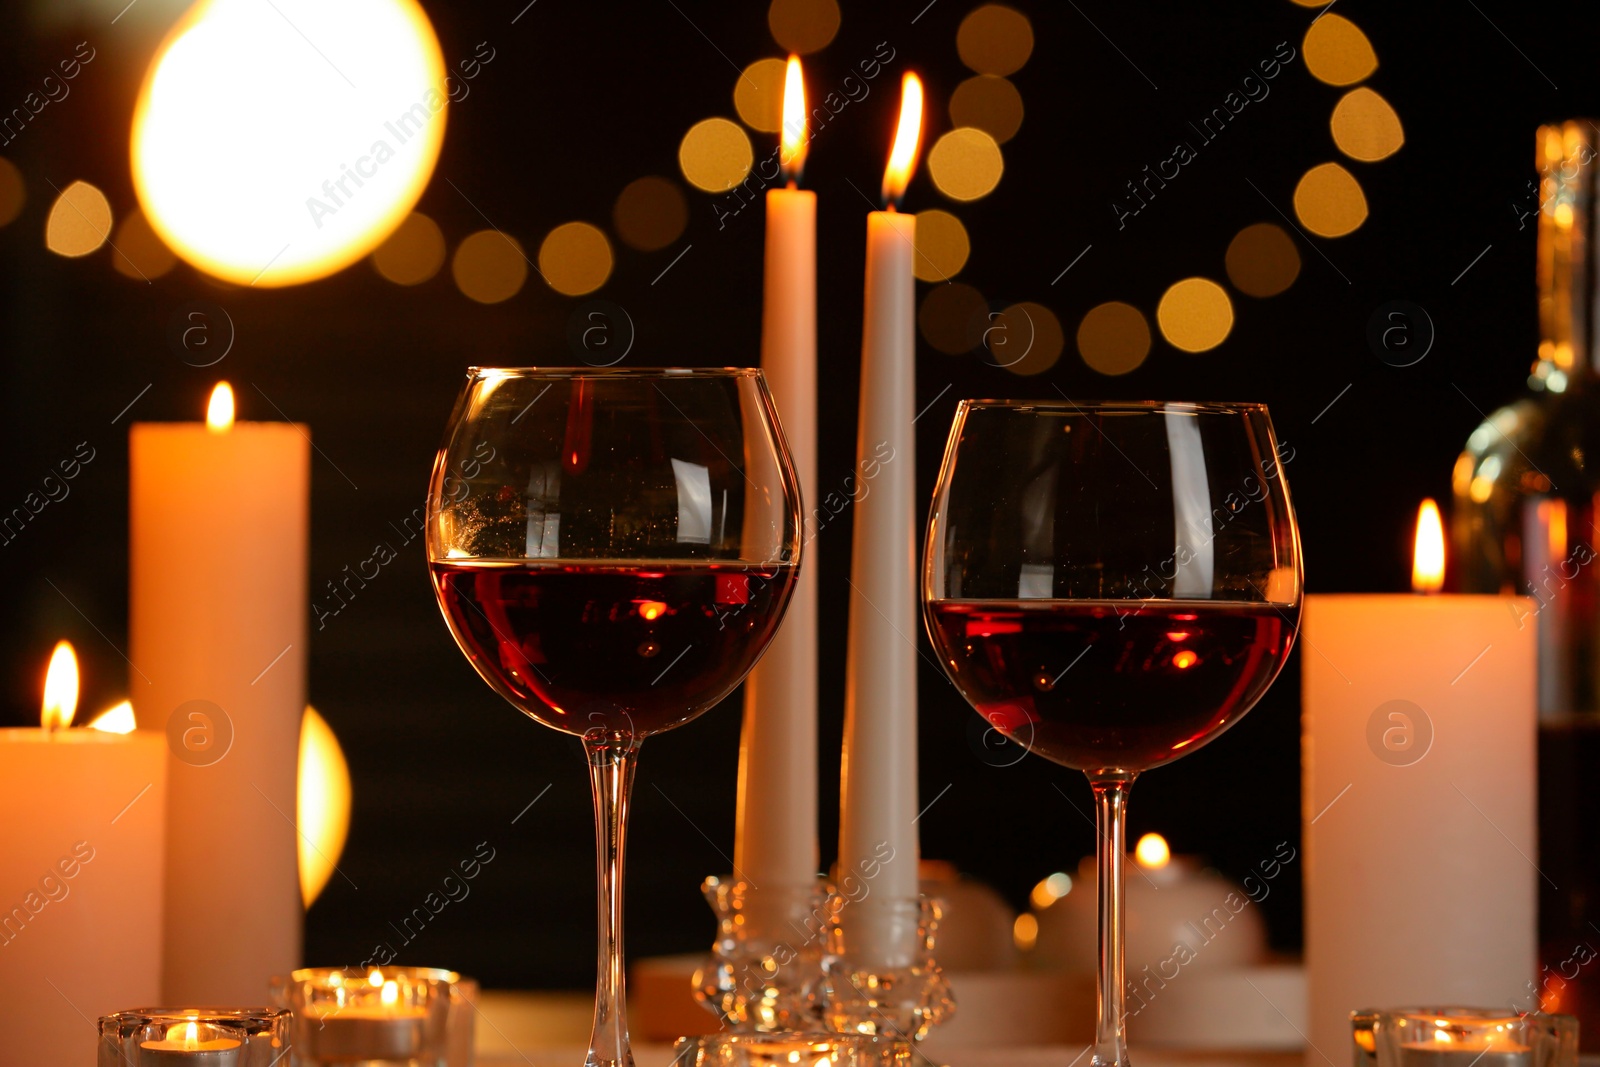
xmin=433 ymin=560 xmax=798 ymax=737
xmin=926 ymin=598 xmax=1291 ymax=772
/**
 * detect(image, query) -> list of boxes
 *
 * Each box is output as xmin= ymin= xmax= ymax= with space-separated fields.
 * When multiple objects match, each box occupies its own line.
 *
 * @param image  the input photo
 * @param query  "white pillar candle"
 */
xmin=0 ymin=647 xmax=166 ymax=1067
xmin=1303 ymin=506 xmax=1536 ymax=1066
xmin=735 ymin=55 xmax=819 ymax=892
xmin=131 ymin=383 xmax=309 ymax=1003
xmin=838 ymin=73 xmax=924 ymax=968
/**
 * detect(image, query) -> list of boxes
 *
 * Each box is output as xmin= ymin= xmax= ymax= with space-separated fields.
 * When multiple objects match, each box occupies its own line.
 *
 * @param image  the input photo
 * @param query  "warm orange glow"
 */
xmin=882 ymin=72 xmax=925 ymax=205
xmin=1413 ymin=499 xmax=1445 ymax=593
xmin=638 ymin=600 xmax=668 ymax=621
xmin=780 ymin=55 xmax=808 ymax=181
xmin=368 ymin=968 xmax=385 ymax=987
xmin=1172 ymin=650 xmax=1199 ymax=670
xmin=381 ymin=979 xmax=400 ymax=1006
xmin=1166 ymin=631 xmax=1190 ymax=641
xmin=88 ymin=700 xmax=137 ymax=734
xmin=1542 ymin=499 xmax=1569 ymax=560
xmin=1135 ymin=832 xmax=1171 ymax=869
xmin=42 ymin=641 xmax=79 ymax=731
xmin=207 ymin=382 xmax=235 ymax=431
xmin=176 ymin=1022 xmax=199 ymax=1049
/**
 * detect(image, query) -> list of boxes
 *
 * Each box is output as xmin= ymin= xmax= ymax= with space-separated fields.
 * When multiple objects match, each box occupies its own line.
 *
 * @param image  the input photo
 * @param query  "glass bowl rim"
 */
xmin=465 ymin=366 xmax=762 ymax=379
xmin=956 ymin=398 xmax=1269 ymax=414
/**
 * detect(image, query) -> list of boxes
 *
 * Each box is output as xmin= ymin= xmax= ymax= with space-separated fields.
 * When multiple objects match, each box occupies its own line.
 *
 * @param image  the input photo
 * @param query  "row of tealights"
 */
xmin=98 ymin=965 xmax=474 ymax=1065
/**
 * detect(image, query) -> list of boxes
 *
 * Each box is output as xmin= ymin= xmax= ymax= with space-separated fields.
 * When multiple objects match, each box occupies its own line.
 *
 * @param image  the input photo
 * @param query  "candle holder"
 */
xmin=819 ymin=894 xmax=954 ymax=1041
xmin=673 ymin=1032 xmax=916 ymax=1067
xmin=269 ymin=966 xmax=472 ymax=1066
xmin=693 ymin=875 xmax=832 ymax=1032
xmin=98 ymin=1008 xmax=289 ymax=1067
xmin=1360 ymin=1007 xmax=1577 ymax=1067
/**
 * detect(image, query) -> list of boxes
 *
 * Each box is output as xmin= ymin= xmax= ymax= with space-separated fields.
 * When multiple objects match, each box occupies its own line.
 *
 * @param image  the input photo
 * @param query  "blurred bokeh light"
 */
xmin=45 ymin=180 xmax=112 ymax=258
xmin=1331 ymin=87 xmax=1404 ymax=162
xmin=538 ymin=221 xmax=613 ymax=296
xmin=767 ymin=0 xmax=841 ymax=54
xmin=1157 ymin=277 xmax=1234 ymax=353
xmin=1303 ymin=14 xmax=1378 ymax=86
xmin=613 ymin=176 xmax=689 ymax=252
xmin=957 ymin=4 xmax=1034 ymax=76
xmin=988 ymin=301 xmax=1062 ymax=376
xmin=928 ymin=127 xmax=1004 ymax=201
xmin=1225 ymin=222 xmax=1301 ymax=297
xmin=913 ymin=209 xmax=971 ymax=281
xmin=1076 ymin=301 xmax=1152 ymax=376
xmin=371 ymin=211 xmax=446 ymax=286
xmin=111 ymin=209 xmax=179 ymax=280
xmin=734 ymin=57 xmax=789 ymax=133
xmin=679 ymin=117 xmax=754 ymax=192
xmin=131 ymin=0 xmax=448 ymax=287
xmin=298 ymin=705 xmax=352 ymax=908
xmin=949 ymin=75 xmax=1024 ymax=144
xmin=452 ymin=229 xmax=528 ymax=304
xmin=0 ymin=158 xmax=24 ymax=229
xmin=1294 ymin=162 xmax=1368 ymax=237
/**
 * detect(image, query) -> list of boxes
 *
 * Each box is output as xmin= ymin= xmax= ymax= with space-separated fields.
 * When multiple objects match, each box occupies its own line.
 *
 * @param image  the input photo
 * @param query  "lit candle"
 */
xmin=836 ymin=72 xmax=924 ymax=967
xmin=735 ymin=54 xmax=820 ymax=894
xmin=1302 ymin=501 xmax=1537 ymax=1064
xmin=138 ymin=1020 xmax=243 ymax=1067
xmin=131 ymin=382 xmax=309 ymax=1002
xmin=306 ymin=973 xmax=429 ymax=1061
xmin=0 ymin=643 xmax=167 ymax=1067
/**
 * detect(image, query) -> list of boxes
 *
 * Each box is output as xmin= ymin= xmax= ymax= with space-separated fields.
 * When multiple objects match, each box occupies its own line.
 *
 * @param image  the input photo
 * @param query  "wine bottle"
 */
xmin=1453 ymin=120 xmax=1600 ymax=1032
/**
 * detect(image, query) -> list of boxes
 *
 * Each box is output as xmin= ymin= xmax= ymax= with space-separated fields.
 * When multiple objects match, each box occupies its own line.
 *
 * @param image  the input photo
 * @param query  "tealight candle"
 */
xmin=304 ymin=975 xmax=428 ymax=1061
xmin=138 ymin=1021 xmax=243 ymax=1067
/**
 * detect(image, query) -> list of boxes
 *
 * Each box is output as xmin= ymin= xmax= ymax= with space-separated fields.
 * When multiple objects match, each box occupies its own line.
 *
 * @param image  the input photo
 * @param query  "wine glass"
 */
xmin=427 ymin=368 xmax=803 ymax=1067
xmin=922 ymin=400 xmax=1301 ymax=1067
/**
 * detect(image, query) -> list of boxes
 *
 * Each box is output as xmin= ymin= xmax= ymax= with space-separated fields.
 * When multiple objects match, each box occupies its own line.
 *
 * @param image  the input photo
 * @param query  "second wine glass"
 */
xmin=922 ymin=400 xmax=1301 ymax=1067
xmin=427 ymin=368 xmax=803 ymax=1067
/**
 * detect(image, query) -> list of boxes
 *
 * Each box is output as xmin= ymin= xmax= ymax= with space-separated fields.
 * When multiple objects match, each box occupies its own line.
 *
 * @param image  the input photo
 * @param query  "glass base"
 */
xmin=695 ymin=875 xmax=832 ymax=1032
xmin=672 ymin=1032 xmax=916 ymax=1067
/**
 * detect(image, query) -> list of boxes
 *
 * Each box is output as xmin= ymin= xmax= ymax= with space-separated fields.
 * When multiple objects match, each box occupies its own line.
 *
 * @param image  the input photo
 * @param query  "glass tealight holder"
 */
xmin=694 ymin=875 xmax=833 ymax=1032
xmin=269 ymin=966 xmax=467 ymax=1066
xmin=820 ymin=895 xmax=954 ymax=1042
xmin=673 ymin=1032 xmax=916 ymax=1067
xmin=98 ymin=1008 xmax=290 ymax=1067
xmin=1364 ymin=1007 xmax=1577 ymax=1067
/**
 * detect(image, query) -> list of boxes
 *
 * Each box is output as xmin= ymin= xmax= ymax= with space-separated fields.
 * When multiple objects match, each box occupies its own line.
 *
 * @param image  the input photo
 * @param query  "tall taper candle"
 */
xmin=736 ymin=55 xmax=819 ymax=891
xmin=1302 ymin=503 xmax=1536 ymax=1066
xmin=131 ymin=383 xmax=309 ymax=1003
xmin=838 ymin=73 xmax=924 ymax=967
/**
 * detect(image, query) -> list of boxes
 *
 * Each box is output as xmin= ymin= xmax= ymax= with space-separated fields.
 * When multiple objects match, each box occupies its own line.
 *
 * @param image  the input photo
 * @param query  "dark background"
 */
xmin=0 ymin=0 xmax=1575 ymax=987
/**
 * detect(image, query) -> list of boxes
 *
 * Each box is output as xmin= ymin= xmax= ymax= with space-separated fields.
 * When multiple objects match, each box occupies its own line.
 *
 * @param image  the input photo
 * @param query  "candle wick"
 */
xmin=786 ymin=179 xmax=797 ymax=191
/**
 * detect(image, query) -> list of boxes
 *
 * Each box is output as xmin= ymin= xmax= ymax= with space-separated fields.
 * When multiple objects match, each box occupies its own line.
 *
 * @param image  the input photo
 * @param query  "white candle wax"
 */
xmin=0 ymin=730 xmax=166 ymax=1067
xmin=131 ymin=410 xmax=309 ymax=1003
xmin=735 ymin=183 xmax=820 ymax=892
xmin=838 ymin=205 xmax=920 ymax=966
xmin=1397 ymin=1041 xmax=1531 ymax=1067
xmin=1302 ymin=594 xmax=1537 ymax=1067
xmin=138 ymin=1033 xmax=243 ymax=1067
xmin=306 ymin=1003 xmax=428 ymax=1060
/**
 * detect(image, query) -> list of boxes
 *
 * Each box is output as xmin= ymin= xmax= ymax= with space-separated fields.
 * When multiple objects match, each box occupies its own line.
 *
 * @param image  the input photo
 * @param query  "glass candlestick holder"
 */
xmin=820 ymin=894 xmax=954 ymax=1042
xmin=98 ymin=1008 xmax=290 ymax=1067
xmin=694 ymin=875 xmax=833 ymax=1032
xmin=269 ymin=966 xmax=469 ymax=1066
xmin=1364 ymin=1007 xmax=1577 ymax=1067
xmin=673 ymin=1032 xmax=917 ymax=1067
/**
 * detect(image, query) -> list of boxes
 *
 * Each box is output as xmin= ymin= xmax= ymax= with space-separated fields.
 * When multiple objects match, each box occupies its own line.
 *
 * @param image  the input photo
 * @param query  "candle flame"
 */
xmin=88 ymin=700 xmax=137 ymax=734
xmin=207 ymin=382 xmax=235 ymax=431
xmin=780 ymin=55 xmax=808 ymax=183
xmin=368 ymin=967 xmax=385 ymax=987
xmin=1412 ymin=498 xmax=1445 ymax=593
xmin=42 ymin=640 xmax=79 ymax=731
xmin=164 ymin=1021 xmax=200 ymax=1048
xmin=381 ymin=979 xmax=400 ymax=1006
xmin=1135 ymin=832 xmax=1171 ymax=870
xmin=881 ymin=72 xmax=924 ymax=206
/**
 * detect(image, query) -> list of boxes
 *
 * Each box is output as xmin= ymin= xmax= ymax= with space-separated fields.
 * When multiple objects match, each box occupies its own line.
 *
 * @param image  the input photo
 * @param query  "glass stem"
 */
xmin=1090 ymin=771 xmax=1136 ymax=1067
xmin=586 ymin=737 xmax=640 ymax=1067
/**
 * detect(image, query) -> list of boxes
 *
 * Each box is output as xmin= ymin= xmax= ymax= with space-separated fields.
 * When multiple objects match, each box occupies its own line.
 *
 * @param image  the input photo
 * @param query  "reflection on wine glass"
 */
xmin=922 ymin=400 xmax=1301 ymax=1067
xmin=427 ymin=368 xmax=802 ymax=1067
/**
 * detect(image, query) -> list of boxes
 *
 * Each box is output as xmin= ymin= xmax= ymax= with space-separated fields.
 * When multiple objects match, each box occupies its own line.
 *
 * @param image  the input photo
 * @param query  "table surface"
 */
xmin=471 ymin=991 xmax=1304 ymax=1067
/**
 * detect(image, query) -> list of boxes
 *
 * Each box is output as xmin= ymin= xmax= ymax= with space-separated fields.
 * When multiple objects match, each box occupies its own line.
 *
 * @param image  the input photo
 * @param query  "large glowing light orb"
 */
xmin=132 ymin=0 xmax=448 ymax=287
xmin=298 ymin=705 xmax=352 ymax=907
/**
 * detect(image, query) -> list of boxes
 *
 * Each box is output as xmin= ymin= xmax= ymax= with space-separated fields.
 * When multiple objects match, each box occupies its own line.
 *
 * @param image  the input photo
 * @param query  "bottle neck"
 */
xmin=1536 ymin=121 xmax=1600 ymax=390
